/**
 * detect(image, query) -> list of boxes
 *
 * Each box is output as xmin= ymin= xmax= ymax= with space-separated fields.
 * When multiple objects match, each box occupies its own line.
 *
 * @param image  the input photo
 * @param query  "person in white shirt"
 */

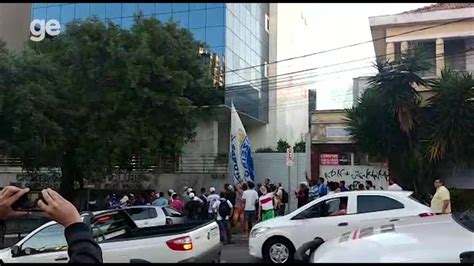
xmin=258 ymin=186 xmax=275 ymax=222
xmin=213 ymin=192 xmax=233 ymax=244
xmin=388 ymin=177 xmax=403 ymax=191
xmin=207 ymin=187 xmax=220 ymax=220
xmin=241 ymin=182 xmax=259 ymax=239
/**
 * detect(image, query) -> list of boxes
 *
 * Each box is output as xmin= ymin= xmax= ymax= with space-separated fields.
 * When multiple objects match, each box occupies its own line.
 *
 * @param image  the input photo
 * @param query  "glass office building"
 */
xmin=31 ymin=3 xmax=270 ymax=122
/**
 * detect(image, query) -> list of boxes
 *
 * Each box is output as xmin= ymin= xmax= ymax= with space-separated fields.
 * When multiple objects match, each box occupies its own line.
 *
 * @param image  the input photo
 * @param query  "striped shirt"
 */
xmin=259 ymin=192 xmax=274 ymax=211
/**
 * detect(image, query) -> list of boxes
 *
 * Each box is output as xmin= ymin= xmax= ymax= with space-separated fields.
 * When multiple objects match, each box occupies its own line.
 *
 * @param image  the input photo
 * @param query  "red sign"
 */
xmin=320 ymin=154 xmax=339 ymax=165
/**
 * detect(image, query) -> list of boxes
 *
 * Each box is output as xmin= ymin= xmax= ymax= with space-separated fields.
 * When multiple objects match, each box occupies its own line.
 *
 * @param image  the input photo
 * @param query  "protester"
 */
xmin=365 ymin=180 xmax=374 ymax=190
xmin=0 ymin=186 xmax=103 ymax=263
xmin=120 ymin=194 xmax=130 ymax=207
xmin=225 ymin=184 xmax=237 ymax=207
xmin=152 ymin=192 xmax=168 ymax=206
xmin=258 ymin=186 xmax=275 ymax=222
xmin=169 ymin=193 xmax=184 ymax=213
xmin=278 ymin=183 xmax=288 ymax=216
xmin=232 ymin=183 xmax=245 ymax=234
xmin=271 ymin=185 xmax=282 ymax=216
xmin=242 ymin=182 xmax=259 ymax=239
xmin=357 ymin=183 xmax=365 ymax=190
xmin=431 ymin=179 xmax=451 ymax=215
xmin=388 ymin=177 xmax=403 ymax=191
xmin=295 ymin=183 xmax=309 ymax=208
xmin=213 ymin=192 xmax=233 ymax=245
xmin=207 ymin=187 xmax=220 ymax=220
xmin=168 ymin=189 xmax=175 ymax=199
xmin=318 ymin=178 xmax=328 ymax=197
xmin=308 ymin=179 xmax=319 ymax=202
xmin=256 ymin=183 xmax=263 ymax=197
xmin=339 ymin=181 xmax=349 ymax=192
xmin=185 ymin=192 xmax=203 ymax=220
xmin=198 ymin=187 xmax=209 ymax=220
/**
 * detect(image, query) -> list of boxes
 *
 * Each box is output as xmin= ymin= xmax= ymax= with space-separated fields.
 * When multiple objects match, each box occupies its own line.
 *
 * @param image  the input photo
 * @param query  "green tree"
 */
xmin=0 ymin=16 xmax=222 ymax=199
xmin=294 ymin=140 xmax=305 ymax=153
xmin=426 ymin=69 xmax=474 ymax=166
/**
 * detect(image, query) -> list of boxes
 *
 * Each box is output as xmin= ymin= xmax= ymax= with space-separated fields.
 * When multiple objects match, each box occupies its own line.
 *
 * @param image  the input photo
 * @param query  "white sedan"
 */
xmin=123 ymin=205 xmax=186 ymax=228
xmin=249 ymin=190 xmax=433 ymax=263
xmin=307 ymin=210 xmax=474 ymax=263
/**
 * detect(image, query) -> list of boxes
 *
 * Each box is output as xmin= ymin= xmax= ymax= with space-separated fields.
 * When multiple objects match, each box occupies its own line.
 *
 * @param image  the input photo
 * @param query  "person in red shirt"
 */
xmin=169 ymin=193 xmax=184 ymax=213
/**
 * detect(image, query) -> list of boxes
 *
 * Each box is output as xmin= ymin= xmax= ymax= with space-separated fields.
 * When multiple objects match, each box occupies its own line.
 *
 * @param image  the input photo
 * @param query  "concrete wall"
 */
xmin=253 ymin=152 xmax=307 ymax=212
xmin=310 ymin=110 xmax=352 ymax=144
xmin=182 ymin=118 xmax=219 ymax=155
xmin=386 ymin=21 xmax=474 ymax=43
xmin=320 ymin=164 xmax=389 ymax=190
xmin=0 ymin=3 xmax=32 ymax=52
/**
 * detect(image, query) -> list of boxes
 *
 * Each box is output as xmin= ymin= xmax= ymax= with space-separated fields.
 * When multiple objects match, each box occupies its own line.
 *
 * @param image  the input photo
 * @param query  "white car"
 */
xmin=306 ymin=210 xmax=474 ymax=263
xmin=249 ymin=190 xmax=433 ymax=263
xmin=123 ymin=205 xmax=186 ymax=228
xmin=0 ymin=209 xmax=221 ymax=263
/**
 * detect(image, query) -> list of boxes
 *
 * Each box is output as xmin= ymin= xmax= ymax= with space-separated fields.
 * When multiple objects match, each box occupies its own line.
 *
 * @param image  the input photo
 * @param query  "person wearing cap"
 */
xmin=185 ymin=192 xmax=203 ymax=220
xmin=182 ymin=187 xmax=190 ymax=205
xmin=207 ymin=187 xmax=220 ymax=220
xmin=167 ymin=189 xmax=175 ymax=201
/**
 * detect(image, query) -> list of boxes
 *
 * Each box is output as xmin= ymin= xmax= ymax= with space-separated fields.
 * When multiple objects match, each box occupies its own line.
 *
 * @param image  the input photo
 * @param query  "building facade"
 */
xmin=369 ymin=3 xmax=474 ymax=103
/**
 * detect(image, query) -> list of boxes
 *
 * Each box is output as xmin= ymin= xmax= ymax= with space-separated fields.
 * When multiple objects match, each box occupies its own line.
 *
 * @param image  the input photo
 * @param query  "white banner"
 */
xmin=229 ymin=103 xmax=255 ymax=184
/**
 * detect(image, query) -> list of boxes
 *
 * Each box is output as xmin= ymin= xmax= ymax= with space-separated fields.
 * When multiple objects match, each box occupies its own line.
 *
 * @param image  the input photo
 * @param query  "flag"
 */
xmin=229 ymin=103 xmax=255 ymax=184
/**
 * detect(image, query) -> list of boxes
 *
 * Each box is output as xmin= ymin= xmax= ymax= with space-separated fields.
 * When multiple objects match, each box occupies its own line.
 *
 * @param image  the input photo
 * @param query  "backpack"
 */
xmin=218 ymin=199 xmax=231 ymax=218
xmin=282 ymin=189 xmax=289 ymax=204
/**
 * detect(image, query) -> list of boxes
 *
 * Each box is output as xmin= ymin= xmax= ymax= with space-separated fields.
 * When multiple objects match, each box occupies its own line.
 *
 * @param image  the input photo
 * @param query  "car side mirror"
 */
xmin=11 ymin=245 xmax=20 ymax=257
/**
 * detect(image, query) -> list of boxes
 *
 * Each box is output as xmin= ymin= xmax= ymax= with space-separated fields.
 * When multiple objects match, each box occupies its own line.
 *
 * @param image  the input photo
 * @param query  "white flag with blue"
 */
xmin=229 ymin=103 xmax=255 ymax=184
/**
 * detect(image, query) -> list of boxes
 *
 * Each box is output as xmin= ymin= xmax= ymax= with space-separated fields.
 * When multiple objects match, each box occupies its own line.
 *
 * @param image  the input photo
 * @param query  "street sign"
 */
xmin=286 ymin=146 xmax=294 ymax=166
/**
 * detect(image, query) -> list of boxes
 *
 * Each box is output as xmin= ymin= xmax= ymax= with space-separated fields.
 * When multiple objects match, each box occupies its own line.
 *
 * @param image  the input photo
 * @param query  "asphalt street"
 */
xmin=221 ymin=242 xmax=260 ymax=263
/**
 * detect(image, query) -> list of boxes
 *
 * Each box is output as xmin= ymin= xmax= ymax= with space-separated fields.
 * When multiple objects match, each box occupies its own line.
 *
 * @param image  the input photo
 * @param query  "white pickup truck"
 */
xmin=0 ymin=209 xmax=222 ymax=263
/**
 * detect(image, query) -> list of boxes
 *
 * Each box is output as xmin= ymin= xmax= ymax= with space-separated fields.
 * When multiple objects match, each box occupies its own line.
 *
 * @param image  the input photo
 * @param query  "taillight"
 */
xmin=166 ymin=236 xmax=193 ymax=251
xmin=166 ymin=218 xmax=173 ymax=225
xmin=419 ymin=212 xmax=435 ymax=217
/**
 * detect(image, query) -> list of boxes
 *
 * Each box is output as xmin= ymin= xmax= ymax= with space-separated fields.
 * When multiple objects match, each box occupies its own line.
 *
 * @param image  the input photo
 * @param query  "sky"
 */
xmin=296 ymin=3 xmax=434 ymax=110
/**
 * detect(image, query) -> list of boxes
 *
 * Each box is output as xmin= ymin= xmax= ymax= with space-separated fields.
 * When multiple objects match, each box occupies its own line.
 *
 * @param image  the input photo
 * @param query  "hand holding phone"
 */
xmin=11 ymin=191 xmax=45 ymax=212
xmin=0 ymin=186 xmax=31 ymax=220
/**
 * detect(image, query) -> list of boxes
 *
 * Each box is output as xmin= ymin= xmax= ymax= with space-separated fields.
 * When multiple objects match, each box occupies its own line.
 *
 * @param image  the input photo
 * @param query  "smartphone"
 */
xmin=12 ymin=191 xmax=45 ymax=212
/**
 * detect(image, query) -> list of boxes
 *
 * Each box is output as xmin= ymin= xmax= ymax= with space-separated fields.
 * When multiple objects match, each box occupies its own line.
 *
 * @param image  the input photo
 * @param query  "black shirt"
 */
xmin=65 ymin=222 xmax=103 ymax=263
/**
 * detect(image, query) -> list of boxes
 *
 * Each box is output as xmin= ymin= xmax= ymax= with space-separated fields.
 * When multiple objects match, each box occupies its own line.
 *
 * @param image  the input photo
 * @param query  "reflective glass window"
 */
xmin=46 ymin=6 xmax=60 ymax=21
xmin=207 ymin=3 xmax=225 ymax=9
xmin=156 ymin=3 xmax=172 ymax=14
xmin=122 ymin=3 xmax=137 ymax=17
xmin=206 ymin=8 xmax=224 ymax=27
xmin=105 ymin=3 xmax=121 ymax=18
xmin=205 ymin=26 xmax=225 ymax=47
xmin=75 ymin=3 xmax=90 ymax=20
xmin=189 ymin=3 xmax=206 ymax=10
xmin=173 ymin=12 xmax=189 ymax=29
xmin=32 ymin=8 xmax=47 ymax=20
xmin=89 ymin=4 xmax=106 ymax=20
xmin=190 ymin=28 xmax=205 ymax=43
xmin=189 ymin=9 xmax=205 ymax=29
xmin=138 ymin=3 xmax=155 ymax=15
xmin=60 ymin=4 xmax=75 ymax=24
xmin=108 ymin=18 xmax=121 ymax=27
xmin=122 ymin=17 xmax=134 ymax=29
xmin=172 ymin=3 xmax=188 ymax=12
xmin=157 ymin=13 xmax=172 ymax=23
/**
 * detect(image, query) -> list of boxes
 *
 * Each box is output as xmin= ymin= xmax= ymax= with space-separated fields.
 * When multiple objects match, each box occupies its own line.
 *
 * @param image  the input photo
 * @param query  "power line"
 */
xmin=224 ymin=17 xmax=473 ymax=75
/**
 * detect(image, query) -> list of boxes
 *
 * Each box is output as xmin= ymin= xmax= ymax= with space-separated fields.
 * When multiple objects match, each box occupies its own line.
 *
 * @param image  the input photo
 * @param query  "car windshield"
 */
xmin=453 ymin=207 xmax=474 ymax=233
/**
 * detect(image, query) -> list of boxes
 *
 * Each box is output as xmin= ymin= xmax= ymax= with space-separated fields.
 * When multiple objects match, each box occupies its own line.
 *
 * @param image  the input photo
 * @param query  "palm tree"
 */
xmin=426 ymin=69 xmax=474 ymax=166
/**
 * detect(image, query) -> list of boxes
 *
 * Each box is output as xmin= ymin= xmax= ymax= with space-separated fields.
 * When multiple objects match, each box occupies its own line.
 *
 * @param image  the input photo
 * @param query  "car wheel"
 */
xmin=263 ymin=237 xmax=295 ymax=264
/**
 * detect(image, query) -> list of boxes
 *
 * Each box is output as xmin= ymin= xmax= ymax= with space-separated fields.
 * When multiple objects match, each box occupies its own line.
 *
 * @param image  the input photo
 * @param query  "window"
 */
xmin=163 ymin=206 xmax=183 ymax=217
xmin=293 ymin=197 xmax=348 ymax=219
xmin=357 ymin=195 xmax=404 ymax=214
xmin=92 ymin=211 xmax=133 ymax=242
xmin=46 ymin=6 xmax=60 ymax=21
xmin=172 ymin=3 xmax=189 ymax=12
xmin=394 ymin=42 xmax=401 ymax=61
xmin=206 ymin=26 xmax=225 ymax=47
xmin=157 ymin=13 xmax=172 ymax=23
xmin=189 ymin=10 xmax=205 ymax=28
xmin=32 ymin=8 xmax=47 ymax=20
xmin=445 ymin=38 xmax=466 ymax=71
xmin=173 ymin=12 xmax=189 ymax=28
xmin=190 ymin=28 xmax=205 ymax=43
xmin=326 ymin=127 xmax=350 ymax=138
xmin=410 ymin=40 xmax=436 ymax=77
xmin=105 ymin=3 xmax=121 ymax=18
xmin=206 ymin=8 xmax=225 ymax=27
xmin=122 ymin=3 xmax=137 ymax=17
xmin=264 ymin=13 xmax=270 ymax=33
xmin=75 ymin=3 xmax=90 ymax=20
xmin=59 ymin=4 xmax=75 ymax=24
xmin=122 ymin=17 xmax=134 ymax=29
xmin=89 ymin=4 xmax=106 ymax=20
xmin=206 ymin=3 xmax=225 ymax=9
xmin=138 ymin=3 xmax=155 ymax=16
xmin=19 ymin=224 xmax=67 ymax=256
xmin=190 ymin=3 xmax=206 ymax=10
xmin=125 ymin=207 xmax=151 ymax=220
xmin=108 ymin=18 xmax=121 ymax=27
xmin=156 ymin=3 xmax=172 ymax=14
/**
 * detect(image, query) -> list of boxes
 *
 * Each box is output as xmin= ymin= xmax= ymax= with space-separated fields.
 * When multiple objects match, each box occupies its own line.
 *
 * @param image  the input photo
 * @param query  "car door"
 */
xmin=9 ymin=223 xmax=69 ymax=263
xmin=354 ymin=195 xmax=407 ymax=225
xmin=290 ymin=195 xmax=358 ymax=249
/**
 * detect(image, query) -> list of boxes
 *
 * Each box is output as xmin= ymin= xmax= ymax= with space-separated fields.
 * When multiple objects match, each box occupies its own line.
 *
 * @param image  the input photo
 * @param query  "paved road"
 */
xmin=221 ymin=243 xmax=260 ymax=263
